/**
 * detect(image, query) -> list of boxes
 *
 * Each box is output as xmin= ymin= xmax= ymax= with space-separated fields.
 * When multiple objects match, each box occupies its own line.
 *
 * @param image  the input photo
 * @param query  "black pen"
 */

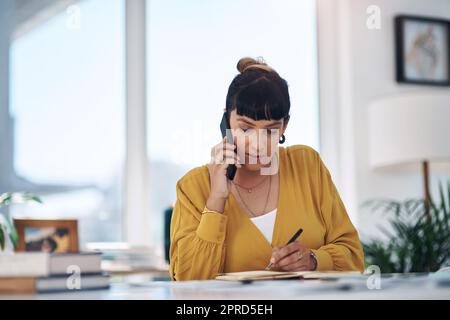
xmin=265 ymin=228 xmax=303 ymax=271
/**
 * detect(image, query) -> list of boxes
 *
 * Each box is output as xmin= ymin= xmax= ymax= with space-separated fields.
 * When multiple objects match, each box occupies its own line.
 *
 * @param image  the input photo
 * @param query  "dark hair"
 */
xmin=42 ymin=237 xmax=58 ymax=252
xmin=225 ymin=57 xmax=290 ymax=122
xmin=55 ymin=228 xmax=69 ymax=237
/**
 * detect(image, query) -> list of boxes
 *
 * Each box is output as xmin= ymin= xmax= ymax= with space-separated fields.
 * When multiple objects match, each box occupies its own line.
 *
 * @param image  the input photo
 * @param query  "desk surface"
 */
xmin=2 ymin=273 xmax=450 ymax=300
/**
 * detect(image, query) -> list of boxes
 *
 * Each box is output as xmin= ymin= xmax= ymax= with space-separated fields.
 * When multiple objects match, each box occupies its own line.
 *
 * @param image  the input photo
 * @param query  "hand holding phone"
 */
xmin=220 ymin=112 xmax=237 ymax=180
xmin=205 ymin=113 xmax=241 ymax=212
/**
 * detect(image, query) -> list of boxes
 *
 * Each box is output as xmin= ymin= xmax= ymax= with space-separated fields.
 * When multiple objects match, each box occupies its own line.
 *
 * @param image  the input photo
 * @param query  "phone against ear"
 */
xmin=220 ymin=112 xmax=237 ymax=180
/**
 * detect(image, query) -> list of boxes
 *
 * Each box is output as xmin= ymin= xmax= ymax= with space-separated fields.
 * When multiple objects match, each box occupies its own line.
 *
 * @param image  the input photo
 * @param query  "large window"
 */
xmin=146 ymin=0 xmax=319 ymax=245
xmin=3 ymin=0 xmax=318 ymax=250
xmin=8 ymin=0 xmax=126 ymax=246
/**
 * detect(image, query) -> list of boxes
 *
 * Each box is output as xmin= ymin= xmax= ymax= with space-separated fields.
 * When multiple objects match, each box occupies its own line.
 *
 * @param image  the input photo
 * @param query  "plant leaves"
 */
xmin=0 ymin=227 xmax=4 ymax=251
xmin=363 ymin=180 xmax=450 ymax=273
xmin=0 ymin=192 xmax=42 ymax=208
xmin=0 ymin=192 xmax=42 ymax=251
xmin=3 ymin=218 xmax=18 ymax=248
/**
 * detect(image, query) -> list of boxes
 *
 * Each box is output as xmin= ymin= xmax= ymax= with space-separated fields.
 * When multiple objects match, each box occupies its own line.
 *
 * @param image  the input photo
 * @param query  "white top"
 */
xmin=250 ymin=208 xmax=277 ymax=244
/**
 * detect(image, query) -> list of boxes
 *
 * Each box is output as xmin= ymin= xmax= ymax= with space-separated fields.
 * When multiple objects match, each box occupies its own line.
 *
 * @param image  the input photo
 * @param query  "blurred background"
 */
xmin=1 ymin=0 xmax=450 ymax=273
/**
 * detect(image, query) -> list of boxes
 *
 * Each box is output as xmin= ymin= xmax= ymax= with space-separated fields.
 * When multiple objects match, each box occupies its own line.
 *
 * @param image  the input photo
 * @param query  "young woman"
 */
xmin=169 ymin=57 xmax=364 ymax=281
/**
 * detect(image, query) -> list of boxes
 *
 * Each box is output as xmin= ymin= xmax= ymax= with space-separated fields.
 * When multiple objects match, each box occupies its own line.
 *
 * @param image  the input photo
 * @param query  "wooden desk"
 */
xmin=1 ymin=273 xmax=450 ymax=300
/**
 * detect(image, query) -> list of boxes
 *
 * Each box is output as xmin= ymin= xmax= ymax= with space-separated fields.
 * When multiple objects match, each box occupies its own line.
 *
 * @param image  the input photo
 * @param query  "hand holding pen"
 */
xmin=266 ymin=228 xmax=317 ymax=271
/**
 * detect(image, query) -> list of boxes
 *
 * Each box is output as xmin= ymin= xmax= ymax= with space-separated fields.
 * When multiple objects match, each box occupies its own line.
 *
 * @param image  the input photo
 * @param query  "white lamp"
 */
xmin=368 ymin=92 xmax=450 ymax=210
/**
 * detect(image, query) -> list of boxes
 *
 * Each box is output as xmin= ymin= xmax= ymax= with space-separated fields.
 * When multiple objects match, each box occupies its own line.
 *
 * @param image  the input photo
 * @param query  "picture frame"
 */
xmin=13 ymin=219 xmax=79 ymax=253
xmin=395 ymin=15 xmax=450 ymax=86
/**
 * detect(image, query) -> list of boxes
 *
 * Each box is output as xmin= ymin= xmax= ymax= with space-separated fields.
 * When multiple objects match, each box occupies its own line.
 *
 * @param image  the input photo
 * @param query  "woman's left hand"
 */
xmin=270 ymin=242 xmax=314 ymax=271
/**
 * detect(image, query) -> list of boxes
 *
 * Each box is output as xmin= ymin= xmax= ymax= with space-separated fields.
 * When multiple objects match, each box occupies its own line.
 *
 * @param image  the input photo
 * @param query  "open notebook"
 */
xmin=215 ymin=270 xmax=362 ymax=281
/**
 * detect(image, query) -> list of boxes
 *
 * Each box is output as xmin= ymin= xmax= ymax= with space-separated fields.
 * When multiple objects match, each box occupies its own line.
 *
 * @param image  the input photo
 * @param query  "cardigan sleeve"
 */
xmin=310 ymin=155 xmax=365 ymax=272
xmin=169 ymin=178 xmax=227 ymax=281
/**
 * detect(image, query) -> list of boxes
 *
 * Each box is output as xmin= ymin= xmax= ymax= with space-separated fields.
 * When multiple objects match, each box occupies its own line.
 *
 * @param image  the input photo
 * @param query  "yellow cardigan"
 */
xmin=169 ymin=145 xmax=364 ymax=281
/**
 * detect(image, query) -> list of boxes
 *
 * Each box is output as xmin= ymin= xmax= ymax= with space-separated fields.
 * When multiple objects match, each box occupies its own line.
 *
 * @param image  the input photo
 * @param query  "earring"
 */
xmin=279 ymin=134 xmax=286 ymax=144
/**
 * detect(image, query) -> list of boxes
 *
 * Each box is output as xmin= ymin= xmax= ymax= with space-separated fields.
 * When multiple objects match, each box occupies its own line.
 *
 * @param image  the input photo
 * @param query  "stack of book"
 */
xmin=0 ymin=252 xmax=110 ymax=294
xmin=86 ymin=242 xmax=169 ymax=275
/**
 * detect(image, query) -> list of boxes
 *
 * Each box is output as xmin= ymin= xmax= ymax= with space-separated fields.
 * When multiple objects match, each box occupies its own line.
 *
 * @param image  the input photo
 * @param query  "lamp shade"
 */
xmin=368 ymin=93 xmax=450 ymax=168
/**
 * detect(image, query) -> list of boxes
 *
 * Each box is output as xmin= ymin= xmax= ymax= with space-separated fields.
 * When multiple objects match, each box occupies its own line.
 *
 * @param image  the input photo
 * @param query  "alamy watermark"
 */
xmin=365 ymin=265 xmax=382 ymax=290
xmin=66 ymin=5 xmax=81 ymax=30
xmin=366 ymin=5 xmax=381 ymax=30
xmin=211 ymin=128 xmax=281 ymax=175
xmin=66 ymin=265 xmax=82 ymax=290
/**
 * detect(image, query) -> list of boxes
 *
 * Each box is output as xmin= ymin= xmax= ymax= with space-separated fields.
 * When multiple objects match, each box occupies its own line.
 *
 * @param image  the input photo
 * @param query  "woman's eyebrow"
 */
xmin=267 ymin=121 xmax=282 ymax=127
xmin=237 ymin=118 xmax=282 ymax=127
xmin=237 ymin=118 xmax=256 ymax=126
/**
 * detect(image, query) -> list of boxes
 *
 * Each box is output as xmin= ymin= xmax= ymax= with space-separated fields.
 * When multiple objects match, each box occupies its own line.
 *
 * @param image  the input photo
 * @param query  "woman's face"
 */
xmin=228 ymin=109 xmax=288 ymax=172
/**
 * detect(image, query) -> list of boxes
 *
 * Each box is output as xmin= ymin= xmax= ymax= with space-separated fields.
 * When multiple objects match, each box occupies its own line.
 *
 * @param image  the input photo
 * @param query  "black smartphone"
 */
xmin=220 ymin=112 xmax=237 ymax=180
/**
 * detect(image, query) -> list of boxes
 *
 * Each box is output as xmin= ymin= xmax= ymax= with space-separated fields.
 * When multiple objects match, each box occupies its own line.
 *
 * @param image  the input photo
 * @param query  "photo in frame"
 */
xmin=395 ymin=15 xmax=450 ymax=86
xmin=13 ymin=219 xmax=79 ymax=253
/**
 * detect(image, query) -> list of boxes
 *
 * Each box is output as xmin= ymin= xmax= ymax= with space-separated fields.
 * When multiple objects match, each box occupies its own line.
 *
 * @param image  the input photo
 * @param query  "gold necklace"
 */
xmin=232 ymin=175 xmax=269 ymax=193
xmin=233 ymin=174 xmax=272 ymax=217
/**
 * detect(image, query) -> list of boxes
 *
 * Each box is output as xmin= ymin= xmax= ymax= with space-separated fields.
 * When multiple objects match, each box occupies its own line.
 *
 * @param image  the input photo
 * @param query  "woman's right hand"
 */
xmin=206 ymin=137 xmax=242 ymax=212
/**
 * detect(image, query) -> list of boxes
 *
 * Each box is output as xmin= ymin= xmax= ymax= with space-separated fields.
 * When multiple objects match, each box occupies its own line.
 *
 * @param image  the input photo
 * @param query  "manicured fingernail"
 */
xmin=270 ymin=258 xmax=275 ymax=263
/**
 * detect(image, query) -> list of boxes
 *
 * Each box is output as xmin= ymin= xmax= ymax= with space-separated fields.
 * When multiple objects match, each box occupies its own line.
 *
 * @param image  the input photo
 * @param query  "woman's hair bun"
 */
xmin=236 ymin=56 xmax=274 ymax=74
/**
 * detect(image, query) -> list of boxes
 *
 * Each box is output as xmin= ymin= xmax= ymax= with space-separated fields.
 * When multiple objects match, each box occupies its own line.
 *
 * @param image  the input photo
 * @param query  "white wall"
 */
xmin=318 ymin=0 xmax=450 ymax=240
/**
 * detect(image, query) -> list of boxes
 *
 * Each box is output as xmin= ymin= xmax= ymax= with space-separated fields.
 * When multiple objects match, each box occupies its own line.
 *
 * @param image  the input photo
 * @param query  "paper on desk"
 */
xmin=215 ymin=270 xmax=362 ymax=281
xmin=216 ymin=270 xmax=305 ymax=281
xmin=302 ymin=271 xmax=363 ymax=279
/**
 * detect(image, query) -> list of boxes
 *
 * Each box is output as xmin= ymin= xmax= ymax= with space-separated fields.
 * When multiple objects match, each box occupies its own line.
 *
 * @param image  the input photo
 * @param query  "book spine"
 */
xmin=0 ymin=254 xmax=49 ymax=277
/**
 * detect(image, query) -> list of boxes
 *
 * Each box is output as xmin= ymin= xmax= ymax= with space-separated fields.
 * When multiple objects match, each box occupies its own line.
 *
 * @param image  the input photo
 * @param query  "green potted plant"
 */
xmin=0 ymin=192 xmax=42 ymax=252
xmin=363 ymin=182 xmax=450 ymax=273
